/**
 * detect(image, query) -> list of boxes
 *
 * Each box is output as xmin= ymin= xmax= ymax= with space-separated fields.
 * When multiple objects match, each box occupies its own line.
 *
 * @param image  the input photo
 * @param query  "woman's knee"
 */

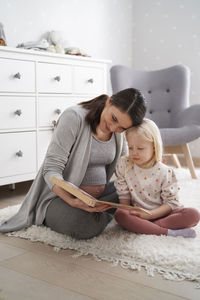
xmin=45 ymin=199 xmax=112 ymax=239
xmin=71 ymin=212 xmax=112 ymax=239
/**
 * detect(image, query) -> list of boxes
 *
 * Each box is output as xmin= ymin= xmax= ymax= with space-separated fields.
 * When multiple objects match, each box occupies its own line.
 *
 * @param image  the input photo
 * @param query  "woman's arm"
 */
xmin=42 ymin=108 xmax=81 ymax=190
xmin=52 ymin=184 xmax=111 ymax=212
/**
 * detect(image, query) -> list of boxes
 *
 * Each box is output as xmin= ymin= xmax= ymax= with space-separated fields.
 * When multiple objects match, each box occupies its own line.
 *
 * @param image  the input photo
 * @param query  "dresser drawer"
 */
xmin=0 ymin=58 xmax=35 ymax=93
xmin=37 ymin=130 xmax=53 ymax=167
xmin=0 ymin=132 xmax=37 ymax=178
xmin=0 ymin=97 xmax=36 ymax=130
xmin=38 ymin=96 xmax=81 ymax=127
xmin=73 ymin=66 xmax=104 ymax=94
xmin=37 ymin=63 xmax=72 ymax=93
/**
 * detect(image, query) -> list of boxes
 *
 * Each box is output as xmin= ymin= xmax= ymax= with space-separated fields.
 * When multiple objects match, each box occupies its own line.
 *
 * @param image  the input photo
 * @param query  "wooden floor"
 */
xmin=0 ymin=181 xmax=199 ymax=300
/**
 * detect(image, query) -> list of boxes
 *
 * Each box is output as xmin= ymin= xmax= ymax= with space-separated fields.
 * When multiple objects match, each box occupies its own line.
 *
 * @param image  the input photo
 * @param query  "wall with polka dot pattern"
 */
xmin=132 ymin=0 xmax=200 ymax=157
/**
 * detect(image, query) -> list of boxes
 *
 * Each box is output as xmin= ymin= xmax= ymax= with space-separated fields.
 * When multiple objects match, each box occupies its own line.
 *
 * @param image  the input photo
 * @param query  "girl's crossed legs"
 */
xmin=114 ymin=207 xmax=200 ymax=236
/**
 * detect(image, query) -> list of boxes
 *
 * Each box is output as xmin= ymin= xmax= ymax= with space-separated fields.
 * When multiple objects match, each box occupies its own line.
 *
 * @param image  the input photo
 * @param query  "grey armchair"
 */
xmin=110 ymin=64 xmax=200 ymax=178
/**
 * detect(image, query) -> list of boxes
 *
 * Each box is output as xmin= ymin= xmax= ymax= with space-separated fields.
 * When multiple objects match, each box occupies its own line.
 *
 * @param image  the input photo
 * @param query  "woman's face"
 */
xmin=99 ymin=98 xmax=133 ymax=133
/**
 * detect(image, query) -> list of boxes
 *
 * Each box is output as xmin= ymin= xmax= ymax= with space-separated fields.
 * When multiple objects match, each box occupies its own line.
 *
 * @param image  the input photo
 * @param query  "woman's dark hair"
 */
xmin=79 ymin=88 xmax=146 ymax=133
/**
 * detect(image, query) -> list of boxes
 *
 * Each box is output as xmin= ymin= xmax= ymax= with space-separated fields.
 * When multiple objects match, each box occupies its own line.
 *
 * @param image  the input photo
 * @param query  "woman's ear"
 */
xmin=105 ymin=97 xmax=112 ymax=106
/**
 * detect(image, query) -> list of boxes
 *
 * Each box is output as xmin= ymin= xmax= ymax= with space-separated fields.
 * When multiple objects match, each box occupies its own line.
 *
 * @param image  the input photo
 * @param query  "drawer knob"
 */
xmin=55 ymin=108 xmax=61 ymax=115
xmin=16 ymin=150 xmax=23 ymax=157
xmin=88 ymin=78 xmax=94 ymax=84
xmin=14 ymin=72 xmax=21 ymax=79
xmin=54 ymin=76 xmax=61 ymax=81
xmin=14 ymin=109 xmax=22 ymax=116
xmin=52 ymin=120 xmax=57 ymax=127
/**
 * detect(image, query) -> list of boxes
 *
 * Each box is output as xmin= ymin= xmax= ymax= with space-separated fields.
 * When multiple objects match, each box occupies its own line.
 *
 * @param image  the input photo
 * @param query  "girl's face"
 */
xmin=99 ymin=98 xmax=133 ymax=133
xmin=126 ymin=131 xmax=154 ymax=168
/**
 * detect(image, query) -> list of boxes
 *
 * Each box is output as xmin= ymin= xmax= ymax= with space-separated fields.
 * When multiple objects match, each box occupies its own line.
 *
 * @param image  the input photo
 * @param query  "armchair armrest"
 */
xmin=177 ymin=104 xmax=200 ymax=127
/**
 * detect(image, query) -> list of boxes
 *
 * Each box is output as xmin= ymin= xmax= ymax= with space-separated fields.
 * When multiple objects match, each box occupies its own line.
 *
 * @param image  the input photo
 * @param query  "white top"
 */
xmin=114 ymin=156 xmax=182 ymax=210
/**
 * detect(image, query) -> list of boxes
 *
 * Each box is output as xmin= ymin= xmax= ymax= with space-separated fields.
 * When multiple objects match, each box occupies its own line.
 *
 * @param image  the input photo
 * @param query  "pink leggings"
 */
xmin=114 ymin=207 xmax=200 ymax=236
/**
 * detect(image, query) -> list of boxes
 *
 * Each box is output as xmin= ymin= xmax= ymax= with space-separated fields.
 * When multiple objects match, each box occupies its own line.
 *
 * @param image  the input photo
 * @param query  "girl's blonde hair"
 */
xmin=125 ymin=118 xmax=163 ymax=170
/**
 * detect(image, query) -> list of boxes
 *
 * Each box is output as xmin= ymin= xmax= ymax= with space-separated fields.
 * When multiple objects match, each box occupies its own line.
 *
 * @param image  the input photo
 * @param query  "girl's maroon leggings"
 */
xmin=114 ymin=207 xmax=200 ymax=235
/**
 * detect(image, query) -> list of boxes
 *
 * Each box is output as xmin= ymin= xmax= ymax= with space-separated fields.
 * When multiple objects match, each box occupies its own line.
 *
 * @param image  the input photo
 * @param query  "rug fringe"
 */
xmin=81 ymin=253 xmax=200 ymax=287
xmin=5 ymin=223 xmax=200 ymax=288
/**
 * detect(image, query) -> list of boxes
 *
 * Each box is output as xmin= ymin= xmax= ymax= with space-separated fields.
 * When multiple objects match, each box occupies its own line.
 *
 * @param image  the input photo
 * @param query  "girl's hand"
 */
xmin=70 ymin=197 xmax=112 ymax=212
xmin=129 ymin=209 xmax=153 ymax=220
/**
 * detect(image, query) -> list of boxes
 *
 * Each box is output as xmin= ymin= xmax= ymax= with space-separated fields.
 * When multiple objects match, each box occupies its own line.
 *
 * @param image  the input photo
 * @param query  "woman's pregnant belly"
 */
xmin=79 ymin=185 xmax=105 ymax=199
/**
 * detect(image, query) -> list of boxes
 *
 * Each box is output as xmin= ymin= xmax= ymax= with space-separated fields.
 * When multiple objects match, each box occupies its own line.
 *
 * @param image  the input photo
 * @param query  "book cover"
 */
xmin=51 ymin=176 xmax=151 ymax=214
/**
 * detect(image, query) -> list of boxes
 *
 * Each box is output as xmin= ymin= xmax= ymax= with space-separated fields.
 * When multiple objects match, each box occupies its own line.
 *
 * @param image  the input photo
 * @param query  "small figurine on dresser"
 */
xmin=17 ymin=31 xmax=68 ymax=54
xmin=0 ymin=22 xmax=7 ymax=46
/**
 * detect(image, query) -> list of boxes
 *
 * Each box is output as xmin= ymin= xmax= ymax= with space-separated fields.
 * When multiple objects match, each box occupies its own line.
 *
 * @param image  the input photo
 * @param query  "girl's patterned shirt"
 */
xmin=114 ymin=156 xmax=182 ymax=210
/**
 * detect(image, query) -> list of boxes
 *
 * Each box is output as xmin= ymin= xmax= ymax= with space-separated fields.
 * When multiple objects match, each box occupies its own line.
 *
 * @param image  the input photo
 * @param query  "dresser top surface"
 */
xmin=0 ymin=46 xmax=111 ymax=64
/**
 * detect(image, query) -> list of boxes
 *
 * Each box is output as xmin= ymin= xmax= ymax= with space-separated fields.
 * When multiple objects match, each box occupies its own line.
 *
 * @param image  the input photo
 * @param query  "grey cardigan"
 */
xmin=0 ymin=105 xmax=127 ymax=232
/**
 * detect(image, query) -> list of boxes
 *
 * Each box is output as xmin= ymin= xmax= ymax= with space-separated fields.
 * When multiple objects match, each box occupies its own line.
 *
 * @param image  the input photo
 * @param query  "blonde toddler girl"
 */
xmin=114 ymin=119 xmax=200 ymax=238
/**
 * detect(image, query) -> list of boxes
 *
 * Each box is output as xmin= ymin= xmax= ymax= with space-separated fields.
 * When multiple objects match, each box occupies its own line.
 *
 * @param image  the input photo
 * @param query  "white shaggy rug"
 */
xmin=0 ymin=168 xmax=200 ymax=287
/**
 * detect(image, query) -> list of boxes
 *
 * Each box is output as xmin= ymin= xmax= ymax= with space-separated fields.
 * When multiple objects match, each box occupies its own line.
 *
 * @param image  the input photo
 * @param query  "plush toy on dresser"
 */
xmin=17 ymin=30 xmax=69 ymax=54
xmin=0 ymin=22 xmax=7 ymax=46
xmin=46 ymin=30 xmax=67 ymax=53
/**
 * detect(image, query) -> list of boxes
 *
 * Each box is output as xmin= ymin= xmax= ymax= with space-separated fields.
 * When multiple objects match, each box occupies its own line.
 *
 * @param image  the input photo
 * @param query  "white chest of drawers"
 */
xmin=0 ymin=47 xmax=111 ymax=186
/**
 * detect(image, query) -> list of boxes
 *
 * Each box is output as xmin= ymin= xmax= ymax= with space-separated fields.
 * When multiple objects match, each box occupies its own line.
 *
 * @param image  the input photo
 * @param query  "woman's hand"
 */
xmin=53 ymin=184 xmax=112 ymax=212
xmin=70 ymin=197 xmax=112 ymax=212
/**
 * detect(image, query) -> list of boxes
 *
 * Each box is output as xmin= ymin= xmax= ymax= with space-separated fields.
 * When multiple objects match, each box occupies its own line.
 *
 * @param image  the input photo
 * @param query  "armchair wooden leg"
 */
xmin=181 ymin=144 xmax=198 ymax=179
xmin=171 ymin=154 xmax=181 ymax=168
xmin=164 ymin=144 xmax=198 ymax=179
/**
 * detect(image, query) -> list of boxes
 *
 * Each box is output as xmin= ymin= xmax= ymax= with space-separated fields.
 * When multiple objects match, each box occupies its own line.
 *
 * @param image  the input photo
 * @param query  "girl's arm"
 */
xmin=150 ymin=203 xmax=172 ymax=219
xmin=130 ymin=203 xmax=172 ymax=220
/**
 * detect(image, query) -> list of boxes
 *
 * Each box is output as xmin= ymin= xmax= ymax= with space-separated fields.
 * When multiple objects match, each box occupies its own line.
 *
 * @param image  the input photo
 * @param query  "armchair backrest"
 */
xmin=110 ymin=65 xmax=190 ymax=128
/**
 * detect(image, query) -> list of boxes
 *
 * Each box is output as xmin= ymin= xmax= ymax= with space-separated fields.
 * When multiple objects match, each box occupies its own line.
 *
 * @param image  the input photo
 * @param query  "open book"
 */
xmin=50 ymin=176 xmax=151 ymax=215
